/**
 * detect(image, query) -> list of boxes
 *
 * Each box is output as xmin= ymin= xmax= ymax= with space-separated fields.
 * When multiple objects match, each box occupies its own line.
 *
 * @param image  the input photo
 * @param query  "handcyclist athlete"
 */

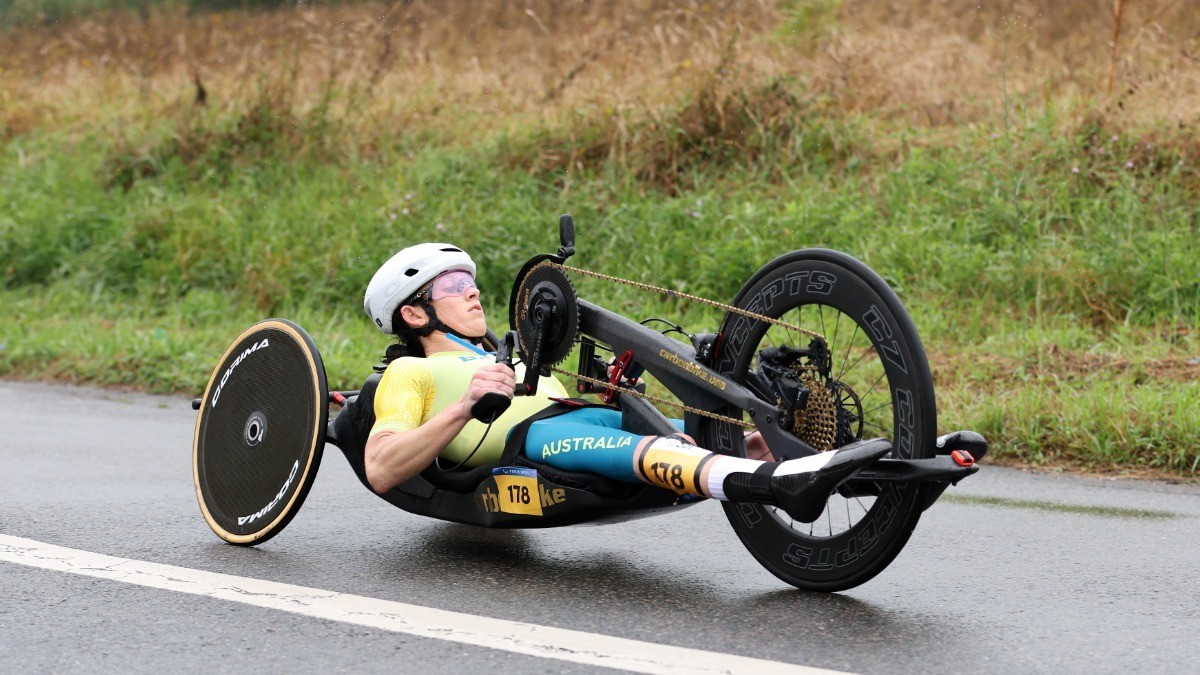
xmin=360 ymin=243 xmax=890 ymax=523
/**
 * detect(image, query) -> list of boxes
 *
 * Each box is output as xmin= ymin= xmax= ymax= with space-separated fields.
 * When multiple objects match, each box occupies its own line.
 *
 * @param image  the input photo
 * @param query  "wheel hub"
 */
xmin=244 ymin=411 xmax=267 ymax=447
xmin=756 ymin=338 xmax=863 ymax=451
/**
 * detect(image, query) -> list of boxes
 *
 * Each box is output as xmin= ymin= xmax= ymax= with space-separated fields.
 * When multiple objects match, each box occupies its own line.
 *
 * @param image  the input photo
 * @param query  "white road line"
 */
xmin=0 ymin=534 xmax=848 ymax=675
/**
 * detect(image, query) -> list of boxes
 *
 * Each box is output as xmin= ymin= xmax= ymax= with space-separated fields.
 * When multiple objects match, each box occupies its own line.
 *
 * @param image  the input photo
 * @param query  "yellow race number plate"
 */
xmin=492 ymin=467 xmax=542 ymax=516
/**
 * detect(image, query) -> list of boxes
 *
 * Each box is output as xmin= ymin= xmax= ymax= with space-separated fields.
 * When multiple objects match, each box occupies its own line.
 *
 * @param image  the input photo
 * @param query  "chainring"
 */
xmin=512 ymin=262 xmax=579 ymax=368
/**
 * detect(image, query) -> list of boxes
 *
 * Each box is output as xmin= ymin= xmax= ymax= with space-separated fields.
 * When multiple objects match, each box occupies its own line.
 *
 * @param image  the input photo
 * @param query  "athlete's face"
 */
xmin=426 ymin=270 xmax=487 ymax=335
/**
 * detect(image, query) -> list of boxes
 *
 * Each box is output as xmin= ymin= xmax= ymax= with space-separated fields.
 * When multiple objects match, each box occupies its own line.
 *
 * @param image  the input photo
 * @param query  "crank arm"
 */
xmin=517 ymin=303 xmax=553 ymax=396
xmin=916 ymin=429 xmax=989 ymax=510
xmin=839 ymin=455 xmax=978 ymax=500
xmin=841 ymin=429 xmax=988 ymax=504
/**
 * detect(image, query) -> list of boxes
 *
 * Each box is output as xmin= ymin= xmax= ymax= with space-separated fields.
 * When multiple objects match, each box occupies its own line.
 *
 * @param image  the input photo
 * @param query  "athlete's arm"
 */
xmin=364 ymin=362 xmax=515 ymax=493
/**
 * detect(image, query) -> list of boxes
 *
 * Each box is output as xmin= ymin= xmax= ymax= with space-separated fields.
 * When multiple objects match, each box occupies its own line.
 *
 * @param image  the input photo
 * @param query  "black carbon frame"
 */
xmin=577 ymin=299 xmax=820 ymax=460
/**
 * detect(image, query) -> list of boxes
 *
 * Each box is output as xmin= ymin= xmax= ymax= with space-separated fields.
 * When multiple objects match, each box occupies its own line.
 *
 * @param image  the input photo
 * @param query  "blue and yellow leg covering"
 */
xmin=524 ymin=408 xmax=683 ymax=483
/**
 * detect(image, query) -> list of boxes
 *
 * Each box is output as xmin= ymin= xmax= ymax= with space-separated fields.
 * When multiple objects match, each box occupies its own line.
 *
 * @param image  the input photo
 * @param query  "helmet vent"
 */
xmin=404 ymin=268 xmax=419 ymax=276
xmin=440 ymin=247 xmax=463 ymax=253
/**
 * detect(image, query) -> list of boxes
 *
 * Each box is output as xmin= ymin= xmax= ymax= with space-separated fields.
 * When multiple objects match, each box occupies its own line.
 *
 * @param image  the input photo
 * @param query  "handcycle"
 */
xmin=191 ymin=215 xmax=987 ymax=592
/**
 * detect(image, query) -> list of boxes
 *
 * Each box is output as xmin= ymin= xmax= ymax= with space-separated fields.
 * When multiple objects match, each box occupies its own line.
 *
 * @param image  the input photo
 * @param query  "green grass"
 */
xmin=943 ymin=372 xmax=1200 ymax=475
xmin=4 ymin=117 xmax=1199 ymax=479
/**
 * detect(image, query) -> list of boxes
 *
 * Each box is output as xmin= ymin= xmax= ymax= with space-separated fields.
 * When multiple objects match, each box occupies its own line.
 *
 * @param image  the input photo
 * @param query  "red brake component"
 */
xmin=951 ymin=449 xmax=975 ymax=467
xmin=330 ymin=391 xmax=347 ymax=405
xmin=603 ymin=350 xmax=634 ymax=405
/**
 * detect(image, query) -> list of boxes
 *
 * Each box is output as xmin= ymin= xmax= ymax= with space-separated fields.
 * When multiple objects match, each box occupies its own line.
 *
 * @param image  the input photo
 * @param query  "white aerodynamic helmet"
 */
xmin=363 ymin=243 xmax=476 ymax=334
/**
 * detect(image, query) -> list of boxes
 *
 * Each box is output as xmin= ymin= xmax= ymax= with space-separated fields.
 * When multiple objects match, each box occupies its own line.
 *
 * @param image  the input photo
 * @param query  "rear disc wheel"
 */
xmin=192 ymin=319 xmax=327 ymax=546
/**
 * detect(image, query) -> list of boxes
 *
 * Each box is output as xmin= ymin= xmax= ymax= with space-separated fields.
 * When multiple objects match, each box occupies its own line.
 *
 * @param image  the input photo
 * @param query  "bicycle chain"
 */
xmin=526 ymin=261 xmax=826 ymax=430
xmin=555 ymin=367 xmax=755 ymax=429
xmin=548 ymin=262 xmax=823 ymax=339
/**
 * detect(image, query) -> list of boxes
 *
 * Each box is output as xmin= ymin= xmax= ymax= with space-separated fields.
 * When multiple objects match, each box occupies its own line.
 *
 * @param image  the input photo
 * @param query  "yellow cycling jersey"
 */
xmin=369 ymin=350 xmax=569 ymax=467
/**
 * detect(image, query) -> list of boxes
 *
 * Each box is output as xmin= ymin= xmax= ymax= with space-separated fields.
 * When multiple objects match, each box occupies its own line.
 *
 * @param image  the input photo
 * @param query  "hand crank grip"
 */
xmin=471 ymin=392 xmax=509 ymax=424
xmin=557 ymin=214 xmax=575 ymax=259
xmin=470 ymin=331 xmax=517 ymax=423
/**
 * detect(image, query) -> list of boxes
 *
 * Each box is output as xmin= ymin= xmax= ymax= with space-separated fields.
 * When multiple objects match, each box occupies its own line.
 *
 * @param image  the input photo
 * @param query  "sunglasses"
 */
xmin=416 ymin=270 xmax=477 ymax=303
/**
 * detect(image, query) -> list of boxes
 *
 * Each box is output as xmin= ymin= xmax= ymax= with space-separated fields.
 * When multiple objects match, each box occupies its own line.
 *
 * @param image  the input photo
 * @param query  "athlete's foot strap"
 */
xmin=721 ymin=463 xmax=776 ymax=503
xmin=772 ymin=439 xmax=891 ymax=523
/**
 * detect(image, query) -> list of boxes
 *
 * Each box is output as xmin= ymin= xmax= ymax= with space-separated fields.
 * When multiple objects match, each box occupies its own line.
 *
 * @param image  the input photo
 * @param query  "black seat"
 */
xmin=327 ymin=370 xmax=650 ymax=503
xmin=328 ymin=373 xmax=493 ymax=495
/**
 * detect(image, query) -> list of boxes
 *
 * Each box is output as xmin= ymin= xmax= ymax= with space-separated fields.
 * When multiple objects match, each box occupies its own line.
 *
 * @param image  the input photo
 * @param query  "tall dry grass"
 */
xmin=2 ymin=0 xmax=1197 ymax=149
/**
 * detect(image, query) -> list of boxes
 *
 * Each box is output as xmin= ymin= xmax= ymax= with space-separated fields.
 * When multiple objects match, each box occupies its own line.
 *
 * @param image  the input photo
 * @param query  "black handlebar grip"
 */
xmin=470 ymin=392 xmax=510 ymax=424
xmin=558 ymin=214 xmax=575 ymax=258
xmin=470 ymin=331 xmax=518 ymax=423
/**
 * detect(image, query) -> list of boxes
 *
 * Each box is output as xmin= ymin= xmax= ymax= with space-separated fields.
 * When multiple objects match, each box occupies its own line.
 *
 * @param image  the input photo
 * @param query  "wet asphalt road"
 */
xmin=1 ymin=380 xmax=1197 ymax=673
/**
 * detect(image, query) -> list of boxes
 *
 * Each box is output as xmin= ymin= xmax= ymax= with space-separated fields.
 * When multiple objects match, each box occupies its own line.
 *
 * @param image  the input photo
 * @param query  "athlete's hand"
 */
xmin=745 ymin=431 xmax=775 ymax=461
xmin=461 ymin=362 xmax=516 ymax=416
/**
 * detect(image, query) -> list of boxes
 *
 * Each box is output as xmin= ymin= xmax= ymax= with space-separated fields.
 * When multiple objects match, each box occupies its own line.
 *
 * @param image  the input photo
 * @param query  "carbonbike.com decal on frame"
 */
xmin=658 ymin=348 xmax=728 ymax=390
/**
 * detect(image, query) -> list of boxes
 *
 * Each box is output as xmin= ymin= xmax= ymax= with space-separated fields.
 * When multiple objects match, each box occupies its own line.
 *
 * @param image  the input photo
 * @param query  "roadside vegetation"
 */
xmin=2 ymin=0 xmax=1198 ymax=478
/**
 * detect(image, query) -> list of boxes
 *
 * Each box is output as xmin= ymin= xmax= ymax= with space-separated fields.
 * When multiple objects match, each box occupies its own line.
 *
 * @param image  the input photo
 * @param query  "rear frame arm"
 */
xmin=576 ymin=299 xmax=821 ymax=460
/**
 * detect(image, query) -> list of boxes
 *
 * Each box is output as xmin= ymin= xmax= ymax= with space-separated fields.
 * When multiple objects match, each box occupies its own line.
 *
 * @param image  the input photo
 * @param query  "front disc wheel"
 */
xmin=701 ymin=249 xmax=937 ymax=591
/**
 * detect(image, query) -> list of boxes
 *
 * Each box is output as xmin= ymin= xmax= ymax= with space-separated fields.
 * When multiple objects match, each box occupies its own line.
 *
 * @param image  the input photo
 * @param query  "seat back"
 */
xmin=326 ymin=373 xmax=382 ymax=491
xmin=327 ymin=372 xmax=494 ymax=494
